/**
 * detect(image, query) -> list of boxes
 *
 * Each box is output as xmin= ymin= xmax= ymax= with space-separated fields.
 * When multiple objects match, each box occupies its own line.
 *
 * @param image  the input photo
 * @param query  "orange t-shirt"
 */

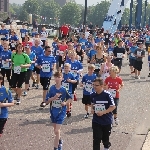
xmin=105 ymin=76 xmax=123 ymax=98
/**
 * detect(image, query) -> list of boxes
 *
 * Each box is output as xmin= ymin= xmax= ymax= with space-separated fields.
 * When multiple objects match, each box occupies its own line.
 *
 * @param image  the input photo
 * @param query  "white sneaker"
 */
xmin=22 ymin=91 xmax=27 ymax=96
xmin=138 ymin=76 xmax=140 ymax=79
xmin=84 ymin=114 xmax=89 ymax=119
xmin=104 ymin=148 xmax=109 ymax=150
xmin=114 ymin=118 xmax=119 ymax=125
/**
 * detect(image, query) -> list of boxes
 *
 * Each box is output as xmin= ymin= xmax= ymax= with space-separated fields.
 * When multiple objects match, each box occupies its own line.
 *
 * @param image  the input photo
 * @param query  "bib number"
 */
xmin=95 ymin=104 xmax=105 ymax=113
xmin=14 ymin=66 xmax=21 ymax=74
xmin=109 ymin=51 xmax=113 ymax=56
xmin=137 ymin=51 xmax=142 ymax=56
xmin=131 ymin=53 xmax=135 ymax=57
xmin=108 ymin=89 xmax=116 ymax=98
xmin=42 ymin=64 xmax=50 ymax=72
xmin=22 ymin=33 xmax=25 ymax=37
xmin=2 ymin=60 xmax=9 ymax=68
xmin=62 ymin=82 xmax=69 ymax=90
xmin=95 ymin=63 xmax=101 ymax=69
xmin=84 ymin=83 xmax=93 ymax=93
xmin=56 ymin=50 xmax=59 ymax=55
xmin=52 ymin=100 xmax=62 ymax=108
xmin=117 ymin=53 xmax=123 ymax=58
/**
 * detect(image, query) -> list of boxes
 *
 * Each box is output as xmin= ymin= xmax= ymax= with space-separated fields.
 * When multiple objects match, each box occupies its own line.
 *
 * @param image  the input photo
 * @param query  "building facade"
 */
xmin=0 ymin=0 xmax=9 ymax=13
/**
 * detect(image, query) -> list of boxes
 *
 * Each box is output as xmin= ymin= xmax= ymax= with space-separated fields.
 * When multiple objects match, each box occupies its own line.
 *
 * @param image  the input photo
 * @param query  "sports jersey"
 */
xmin=62 ymin=72 xmax=75 ymax=95
xmin=129 ymin=46 xmax=138 ymax=59
xmin=45 ymin=85 xmax=72 ymax=124
xmin=145 ymin=35 xmax=150 ymax=44
xmin=105 ymin=76 xmax=123 ymax=98
xmin=31 ymin=46 xmax=44 ymax=58
xmin=82 ymin=73 xmax=96 ymax=95
xmin=88 ymin=49 xmax=97 ymax=60
xmin=40 ymin=31 xmax=48 ymax=40
xmin=0 ymin=86 xmax=13 ymax=118
xmin=79 ymin=38 xmax=87 ymax=50
xmin=11 ymin=53 xmax=31 ymax=72
xmin=91 ymin=90 xmax=115 ymax=125
xmin=107 ymin=46 xmax=114 ymax=56
xmin=20 ymin=29 xmax=28 ymax=38
xmin=0 ymin=29 xmax=9 ymax=40
xmin=85 ymin=41 xmax=93 ymax=49
xmin=1 ymin=50 xmax=12 ymax=69
xmin=94 ymin=37 xmax=102 ymax=43
xmin=35 ymin=55 xmax=56 ymax=77
xmin=27 ymin=52 xmax=36 ymax=70
xmin=65 ymin=59 xmax=83 ymax=81
xmin=9 ymin=35 xmax=19 ymax=42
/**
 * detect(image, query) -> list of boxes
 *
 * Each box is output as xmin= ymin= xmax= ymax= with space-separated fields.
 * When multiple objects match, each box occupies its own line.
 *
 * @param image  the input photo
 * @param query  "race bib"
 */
xmin=82 ymin=42 xmax=85 ymax=45
xmin=117 ymin=53 xmax=123 ymax=58
xmin=131 ymin=53 xmax=135 ymax=57
xmin=42 ymin=64 xmax=50 ymax=72
xmin=21 ymin=33 xmax=25 ymax=37
xmin=14 ymin=66 xmax=21 ymax=74
xmin=56 ymin=50 xmax=59 ymax=55
xmin=84 ymin=83 xmax=93 ymax=93
xmin=59 ymin=51 xmax=64 ymax=56
xmin=11 ymin=43 xmax=15 ymax=47
xmin=52 ymin=100 xmax=62 ymax=108
xmin=95 ymin=104 xmax=106 ymax=113
xmin=70 ymin=70 xmax=77 ymax=77
xmin=2 ymin=60 xmax=9 ymax=68
xmin=108 ymin=89 xmax=116 ymax=98
xmin=1 ymin=35 xmax=5 ymax=38
xmin=137 ymin=51 xmax=142 ymax=56
xmin=62 ymin=82 xmax=69 ymax=90
xmin=95 ymin=63 xmax=101 ymax=69
xmin=106 ymin=35 xmax=108 ymax=38
xmin=146 ymin=38 xmax=149 ymax=42
xmin=109 ymin=51 xmax=113 ymax=56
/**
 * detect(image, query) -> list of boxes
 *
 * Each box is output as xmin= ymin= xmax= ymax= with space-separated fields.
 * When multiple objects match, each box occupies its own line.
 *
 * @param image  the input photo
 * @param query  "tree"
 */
xmin=60 ymin=2 xmax=81 ymax=26
xmin=122 ymin=8 xmax=130 ymax=25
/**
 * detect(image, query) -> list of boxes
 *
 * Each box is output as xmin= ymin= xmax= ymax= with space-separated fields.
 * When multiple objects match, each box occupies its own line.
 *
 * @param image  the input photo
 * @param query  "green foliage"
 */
xmin=60 ymin=2 xmax=81 ymax=26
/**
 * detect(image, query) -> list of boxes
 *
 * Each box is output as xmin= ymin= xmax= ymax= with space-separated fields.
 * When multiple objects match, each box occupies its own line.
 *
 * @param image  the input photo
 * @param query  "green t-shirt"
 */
xmin=11 ymin=53 xmax=31 ymax=72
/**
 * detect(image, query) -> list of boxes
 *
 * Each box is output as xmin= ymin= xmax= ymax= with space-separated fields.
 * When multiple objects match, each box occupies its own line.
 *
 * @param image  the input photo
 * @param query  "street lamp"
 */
xmin=83 ymin=0 xmax=87 ymax=31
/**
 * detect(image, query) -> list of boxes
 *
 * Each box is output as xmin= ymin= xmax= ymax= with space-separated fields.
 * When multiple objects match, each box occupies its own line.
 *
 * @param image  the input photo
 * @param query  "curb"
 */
xmin=126 ymin=110 xmax=150 ymax=150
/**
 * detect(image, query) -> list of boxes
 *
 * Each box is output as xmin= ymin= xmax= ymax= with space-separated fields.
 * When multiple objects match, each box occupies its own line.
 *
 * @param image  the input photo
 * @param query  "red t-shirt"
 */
xmin=61 ymin=26 xmax=69 ymax=35
xmin=105 ymin=76 xmax=123 ymax=98
xmin=22 ymin=42 xmax=32 ymax=48
xmin=59 ymin=44 xmax=68 ymax=51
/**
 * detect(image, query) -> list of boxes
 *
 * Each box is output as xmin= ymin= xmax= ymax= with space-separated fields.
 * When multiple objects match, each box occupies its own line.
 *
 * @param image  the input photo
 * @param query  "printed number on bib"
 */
xmin=52 ymin=100 xmax=62 ymax=108
xmin=109 ymin=51 xmax=113 ymax=56
xmin=56 ymin=50 xmax=59 ymax=55
xmin=62 ymin=82 xmax=69 ymax=90
xmin=146 ymin=38 xmax=149 ymax=42
xmin=2 ymin=60 xmax=9 ymax=68
xmin=11 ymin=43 xmax=15 ymax=47
xmin=95 ymin=63 xmax=101 ymax=69
xmin=117 ymin=53 xmax=123 ymax=58
xmin=95 ymin=104 xmax=105 ymax=113
xmin=14 ymin=66 xmax=21 ymax=74
xmin=42 ymin=64 xmax=50 ymax=72
xmin=22 ymin=33 xmax=25 ymax=37
xmin=108 ymin=89 xmax=116 ymax=98
xmin=137 ymin=51 xmax=142 ymax=56
xmin=84 ymin=83 xmax=93 ymax=93
xmin=131 ymin=53 xmax=135 ymax=57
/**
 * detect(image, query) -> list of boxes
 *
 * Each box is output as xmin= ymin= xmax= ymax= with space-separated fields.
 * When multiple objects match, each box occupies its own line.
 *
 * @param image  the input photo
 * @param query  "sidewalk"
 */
xmin=142 ymin=131 xmax=150 ymax=150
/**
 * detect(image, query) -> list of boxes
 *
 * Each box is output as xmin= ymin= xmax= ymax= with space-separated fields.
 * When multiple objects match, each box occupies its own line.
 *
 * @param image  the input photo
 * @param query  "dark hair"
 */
xmin=54 ymin=72 xmax=62 ymax=78
xmin=118 ymin=40 xmax=122 ymax=44
xmin=45 ymin=46 xmax=51 ymax=51
xmin=15 ymin=43 xmax=23 ymax=53
xmin=93 ymin=78 xmax=104 ymax=85
xmin=0 ymin=74 xmax=3 ymax=80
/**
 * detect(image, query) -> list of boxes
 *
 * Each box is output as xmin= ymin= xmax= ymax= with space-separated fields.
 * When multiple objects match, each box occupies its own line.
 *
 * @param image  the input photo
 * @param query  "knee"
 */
xmin=54 ymin=129 xmax=60 ymax=135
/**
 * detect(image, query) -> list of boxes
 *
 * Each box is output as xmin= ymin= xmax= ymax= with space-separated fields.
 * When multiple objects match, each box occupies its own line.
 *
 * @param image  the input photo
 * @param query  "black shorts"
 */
xmin=11 ymin=71 xmax=26 ymax=88
xmin=129 ymin=59 xmax=135 ymax=67
xmin=134 ymin=60 xmax=143 ymax=71
xmin=0 ymin=118 xmax=7 ymax=135
xmin=25 ymin=69 xmax=32 ymax=84
xmin=72 ymin=81 xmax=78 ymax=94
xmin=113 ymin=60 xmax=122 ymax=69
xmin=82 ymin=94 xmax=91 ymax=105
xmin=58 ymin=56 xmax=64 ymax=67
xmin=33 ymin=66 xmax=40 ymax=74
xmin=40 ymin=77 xmax=51 ymax=90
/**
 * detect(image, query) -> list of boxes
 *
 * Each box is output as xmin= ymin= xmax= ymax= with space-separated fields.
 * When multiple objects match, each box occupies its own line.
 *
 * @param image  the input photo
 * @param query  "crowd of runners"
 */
xmin=0 ymin=22 xmax=148 ymax=150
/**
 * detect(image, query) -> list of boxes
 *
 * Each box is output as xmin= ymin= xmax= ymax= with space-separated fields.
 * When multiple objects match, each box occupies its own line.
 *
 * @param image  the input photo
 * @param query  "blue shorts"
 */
xmin=50 ymin=109 xmax=66 ymax=124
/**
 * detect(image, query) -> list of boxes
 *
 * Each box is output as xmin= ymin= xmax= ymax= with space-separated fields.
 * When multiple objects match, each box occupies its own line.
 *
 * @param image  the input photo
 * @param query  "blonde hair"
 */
xmin=88 ymin=64 xmax=95 ymax=69
xmin=64 ymin=63 xmax=71 ymax=68
xmin=109 ymin=66 xmax=119 ymax=73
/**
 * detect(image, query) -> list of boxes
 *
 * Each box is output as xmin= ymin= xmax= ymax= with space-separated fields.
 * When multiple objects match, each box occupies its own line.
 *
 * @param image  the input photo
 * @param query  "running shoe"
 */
xmin=14 ymin=94 xmax=18 ymax=100
xmin=58 ymin=139 xmax=63 ymax=150
xmin=114 ymin=118 xmax=119 ymax=125
xmin=36 ymin=84 xmax=39 ymax=89
xmin=22 ymin=91 xmax=27 ymax=96
xmin=16 ymin=99 xmax=21 ymax=105
xmin=32 ymin=82 xmax=36 ymax=87
xmin=67 ymin=111 xmax=71 ymax=118
xmin=40 ymin=102 xmax=46 ymax=107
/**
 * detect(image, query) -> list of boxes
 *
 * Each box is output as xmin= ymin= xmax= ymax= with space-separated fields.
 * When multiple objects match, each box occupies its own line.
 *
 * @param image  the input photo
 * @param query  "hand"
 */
xmin=53 ymin=93 xmax=62 ymax=100
xmin=20 ymin=64 xmax=24 ymax=68
xmin=5 ymin=59 xmax=9 ymax=63
xmin=61 ymin=101 xmax=66 ymax=106
xmin=91 ymin=109 xmax=94 ymax=114
xmin=96 ymin=111 xmax=104 ymax=116
xmin=67 ymin=78 xmax=71 ymax=82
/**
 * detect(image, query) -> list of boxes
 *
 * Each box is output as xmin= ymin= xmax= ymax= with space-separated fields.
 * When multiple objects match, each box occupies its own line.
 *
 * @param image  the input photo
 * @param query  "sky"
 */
xmin=10 ymin=0 xmax=129 ymax=6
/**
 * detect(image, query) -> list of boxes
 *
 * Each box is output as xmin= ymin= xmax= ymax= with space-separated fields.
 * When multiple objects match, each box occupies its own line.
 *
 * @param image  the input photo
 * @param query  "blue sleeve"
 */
xmin=81 ymin=75 xmax=85 ymax=83
xmin=71 ymin=74 xmax=75 ymax=80
xmin=107 ymin=93 xmax=115 ymax=106
xmin=40 ymin=47 xmax=44 ymax=55
xmin=8 ymin=90 xmax=13 ymax=103
xmin=53 ymin=57 xmax=56 ymax=63
xmin=36 ymin=57 xmax=41 ymax=65
xmin=45 ymin=86 xmax=53 ymax=101
xmin=65 ymin=89 xmax=72 ymax=100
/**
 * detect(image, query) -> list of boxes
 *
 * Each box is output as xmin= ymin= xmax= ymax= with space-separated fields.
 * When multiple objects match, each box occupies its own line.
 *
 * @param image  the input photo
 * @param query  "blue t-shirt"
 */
xmin=94 ymin=37 xmax=102 ymax=43
xmin=20 ymin=29 xmax=28 ymax=38
xmin=1 ymin=50 xmax=12 ymax=69
xmin=91 ymin=90 xmax=115 ymax=125
xmin=79 ymin=38 xmax=87 ymax=50
xmin=36 ymin=55 xmax=56 ymax=77
xmin=129 ymin=46 xmax=138 ymax=60
xmin=145 ymin=35 xmax=150 ymax=43
xmin=45 ymin=85 xmax=72 ymax=114
xmin=65 ymin=59 xmax=83 ymax=81
xmin=82 ymin=73 xmax=96 ymax=95
xmin=0 ymin=29 xmax=9 ymax=40
xmin=85 ymin=41 xmax=93 ymax=49
xmin=62 ymin=72 xmax=75 ymax=95
xmin=9 ymin=35 xmax=19 ymax=42
xmin=88 ymin=49 xmax=97 ymax=60
xmin=107 ymin=46 xmax=114 ymax=55
xmin=0 ymin=86 xmax=13 ymax=118
xmin=31 ymin=46 xmax=44 ymax=58
xmin=28 ymin=52 xmax=36 ymax=70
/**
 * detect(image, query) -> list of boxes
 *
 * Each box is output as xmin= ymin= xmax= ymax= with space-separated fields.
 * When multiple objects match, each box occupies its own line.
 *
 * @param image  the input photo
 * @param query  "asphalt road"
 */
xmin=0 ymin=40 xmax=150 ymax=150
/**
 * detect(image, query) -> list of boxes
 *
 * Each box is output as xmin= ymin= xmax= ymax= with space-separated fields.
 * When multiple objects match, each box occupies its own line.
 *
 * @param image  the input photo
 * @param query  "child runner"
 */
xmin=81 ymin=64 xmax=96 ymax=118
xmin=0 ymin=74 xmax=14 ymax=137
xmin=62 ymin=63 xmax=77 ymax=117
xmin=91 ymin=78 xmax=115 ymax=150
xmin=45 ymin=72 xmax=72 ymax=150
xmin=104 ymin=66 xmax=124 ymax=125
